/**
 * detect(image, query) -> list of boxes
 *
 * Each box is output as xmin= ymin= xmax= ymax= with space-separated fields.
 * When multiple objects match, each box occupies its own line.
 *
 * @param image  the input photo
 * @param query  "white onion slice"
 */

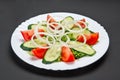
xmin=30 ymin=16 xmax=88 ymax=49
xmin=31 ymin=32 xmax=55 ymax=49
xmin=34 ymin=23 xmax=46 ymax=42
xmin=46 ymin=21 xmax=65 ymax=36
xmin=80 ymin=33 xmax=87 ymax=44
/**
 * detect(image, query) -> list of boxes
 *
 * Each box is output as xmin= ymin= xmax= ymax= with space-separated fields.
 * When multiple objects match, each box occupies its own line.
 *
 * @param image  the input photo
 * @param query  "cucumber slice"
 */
xmin=61 ymin=16 xmax=74 ymax=29
xmin=71 ymin=48 xmax=86 ymax=59
xmin=69 ymin=41 xmax=96 ymax=56
xmin=82 ymin=28 xmax=92 ymax=34
xmin=28 ymin=24 xmax=47 ymax=31
xmin=20 ymin=41 xmax=36 ymax=51
xmin=28 ymin=24 xmax=37 ymax=30
xmin=67 ymin=29 xmax=92 ymax=40
xmin=20 ymin=39 xmax=46 ymax=51
xmin=42 ymin=45 xmax=61 ymax=64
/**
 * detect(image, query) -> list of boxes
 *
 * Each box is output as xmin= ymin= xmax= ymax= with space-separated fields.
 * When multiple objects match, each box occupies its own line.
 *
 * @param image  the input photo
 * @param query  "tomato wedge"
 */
xmin=21 ymin=30 xmax=34 ymax=41
xmin=77 ymin=18 xmax=86 ymax=28
xmin=47 ymin=15 xmax=56 ymax=23
xmin=61 ymin=46 xmax=75 ymax=62
xmin=77 ymin=32 xmax=99 ymax=45
xmin=87 ymin=32 xmax=99 ymax=45
xmin=32 ymin=48 xmax=48 ymax=59
xmin=21 ymin=29 xmax=44 ymax=41
xmin=47 ymin=15 xmax=58 ymax=28
xmin=74 ymin=18 xmax=86 ymax=28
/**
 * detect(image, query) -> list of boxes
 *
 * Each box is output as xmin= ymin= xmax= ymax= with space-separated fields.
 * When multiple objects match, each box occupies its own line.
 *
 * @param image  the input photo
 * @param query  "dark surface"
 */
xmin=0 ymin=0 xmax=120 ymax=80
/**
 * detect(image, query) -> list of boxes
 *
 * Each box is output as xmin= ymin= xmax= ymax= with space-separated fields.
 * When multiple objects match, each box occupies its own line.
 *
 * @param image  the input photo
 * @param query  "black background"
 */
xmin=0 ymin=0 xmax=120 ymax=80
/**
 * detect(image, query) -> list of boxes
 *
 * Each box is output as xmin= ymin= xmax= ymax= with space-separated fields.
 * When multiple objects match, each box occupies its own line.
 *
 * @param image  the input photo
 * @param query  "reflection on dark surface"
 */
xmin=9 ymin=44 xmax=109 ymax=77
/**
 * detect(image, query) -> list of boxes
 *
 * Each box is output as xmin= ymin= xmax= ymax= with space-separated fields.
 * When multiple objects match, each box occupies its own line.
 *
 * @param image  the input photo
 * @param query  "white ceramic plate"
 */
xmin=11 ymin=12 xmax=109 ymax=70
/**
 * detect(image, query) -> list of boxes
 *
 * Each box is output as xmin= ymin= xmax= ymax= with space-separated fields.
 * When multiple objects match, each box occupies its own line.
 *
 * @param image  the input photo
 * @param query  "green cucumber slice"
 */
xmin=42 ymin=45 xmax=61 ymax=64
xmin=20 ymin=39 xmax=46 ymax=51
xmin=69 ymin=41 xmax=96 ymax=56
xmin=61 ymin=16 xmax=74 ymax=29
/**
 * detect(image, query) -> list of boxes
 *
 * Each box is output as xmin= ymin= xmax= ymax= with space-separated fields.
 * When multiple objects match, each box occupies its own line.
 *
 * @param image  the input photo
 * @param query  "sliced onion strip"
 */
xmin=31 ymin=32 xmax=55 ymax=49
xmin=30 ymin=16 xmax=88 ymax=49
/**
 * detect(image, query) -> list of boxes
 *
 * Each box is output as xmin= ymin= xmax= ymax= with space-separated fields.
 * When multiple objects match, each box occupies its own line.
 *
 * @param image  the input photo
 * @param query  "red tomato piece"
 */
xmin=77 ymin=34 xmax=91 ymax=42
xmin=32 ymin=48 xmax=48 ymax=59
xmin=38 ymin=29 xmax=45 ymax=37
xmin=74 ymin=18 xmax=86 ymax=28
xmin=21 ymin=29 xmax=44 ymax=41
xmin=47 ymin=15 xmax=58 ymax=28
xmin=61 ymin=46 xmax=75 ymax=62
xmin=47 ymin=15 xmax=56 ymax=23
xmin=21 ymin=30 xmax=34 ymax=41
xmin=87 ymin=32 xmax=99 ymax=45
xmin=77 ymin=32 xmax=99 ymax=45
xmin=77 ymin=21 xmax=86 ymax=28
